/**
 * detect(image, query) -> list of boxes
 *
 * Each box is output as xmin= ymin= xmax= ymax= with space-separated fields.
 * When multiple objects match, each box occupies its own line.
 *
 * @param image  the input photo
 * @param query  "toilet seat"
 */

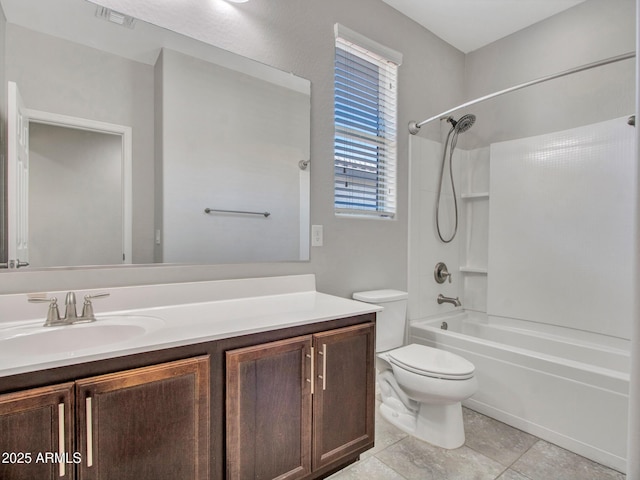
xmin=387 ymin=344 xmax=475 ymax=380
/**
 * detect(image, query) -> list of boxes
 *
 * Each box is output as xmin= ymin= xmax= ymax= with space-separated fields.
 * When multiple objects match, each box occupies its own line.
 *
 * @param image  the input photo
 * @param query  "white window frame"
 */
xmin=333 ymin=24 xmax=402 ymax=218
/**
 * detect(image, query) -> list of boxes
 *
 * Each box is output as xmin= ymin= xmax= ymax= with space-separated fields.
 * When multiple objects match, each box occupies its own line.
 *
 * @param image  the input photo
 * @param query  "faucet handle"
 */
xmin=81 ymin=293 xmax=110 ymax=321
xmin=28 ymin=296 xmax=62 ymax=326
xmin=84 ymin=293 xmax=110 ymax=301
xmin=434 ymin=262 xmax=453 ymax=284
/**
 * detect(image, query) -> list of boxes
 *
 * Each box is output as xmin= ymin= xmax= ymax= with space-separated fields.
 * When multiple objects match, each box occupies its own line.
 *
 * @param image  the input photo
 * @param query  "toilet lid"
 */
xmin=387 ymin=344 xmax=475 ymax=380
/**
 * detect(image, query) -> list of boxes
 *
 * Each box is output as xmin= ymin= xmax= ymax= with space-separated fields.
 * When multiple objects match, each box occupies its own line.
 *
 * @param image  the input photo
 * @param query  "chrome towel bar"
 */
xmin=204 ymin=208 xmax=271 ymax=218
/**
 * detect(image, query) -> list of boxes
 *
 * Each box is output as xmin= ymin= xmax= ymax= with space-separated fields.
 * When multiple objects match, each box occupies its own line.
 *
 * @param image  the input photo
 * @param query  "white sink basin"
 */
xmin=0 ymin=315 xmax=163 ymax=357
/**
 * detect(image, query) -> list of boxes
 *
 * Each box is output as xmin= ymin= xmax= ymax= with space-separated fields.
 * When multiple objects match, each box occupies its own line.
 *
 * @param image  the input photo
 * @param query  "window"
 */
xmin=334 ymin=25 xmax=401 ymax=218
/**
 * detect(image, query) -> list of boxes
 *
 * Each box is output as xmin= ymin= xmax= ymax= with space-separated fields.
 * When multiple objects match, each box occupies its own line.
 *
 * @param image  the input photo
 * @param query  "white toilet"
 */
xmin=352 ymin=289 xmax=477 ymax=449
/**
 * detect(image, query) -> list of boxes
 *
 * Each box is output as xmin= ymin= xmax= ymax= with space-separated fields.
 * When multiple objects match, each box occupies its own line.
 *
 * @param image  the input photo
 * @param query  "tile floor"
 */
xmin=328 ymin=405 xmax=626 ymax=480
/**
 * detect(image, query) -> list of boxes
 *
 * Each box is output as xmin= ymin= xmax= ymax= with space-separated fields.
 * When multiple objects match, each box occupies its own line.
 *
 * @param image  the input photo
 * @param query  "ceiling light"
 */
xmin=95 ymin=6 xmax=136 ymax=29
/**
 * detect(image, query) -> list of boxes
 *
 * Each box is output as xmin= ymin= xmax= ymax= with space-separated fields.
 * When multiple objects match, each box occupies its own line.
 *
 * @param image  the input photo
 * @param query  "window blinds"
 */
xmin=334 ymin=32 xmax=399 ymax=218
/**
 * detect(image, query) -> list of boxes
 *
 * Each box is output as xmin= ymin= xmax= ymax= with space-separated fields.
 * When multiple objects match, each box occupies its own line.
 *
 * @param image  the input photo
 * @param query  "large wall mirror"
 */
xmin=1 ymin=0 xmax=311 ymax=270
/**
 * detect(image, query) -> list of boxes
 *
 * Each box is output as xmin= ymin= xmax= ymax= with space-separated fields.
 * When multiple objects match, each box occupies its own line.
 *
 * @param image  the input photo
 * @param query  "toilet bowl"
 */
xmin=352 ymin=290 xmax=477 ymax=449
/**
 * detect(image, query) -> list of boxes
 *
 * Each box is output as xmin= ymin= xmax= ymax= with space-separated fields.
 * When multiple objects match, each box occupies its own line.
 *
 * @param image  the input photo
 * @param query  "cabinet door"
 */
xmin=312 ymin=323 xmax=375 ymax=470
xmin=226 ymin=336 xmax=313 ymax=480
xmin=0 ymin=382 xmax=75 ymax=480
xmin=75 ymin=356 xmax=210 ymax=480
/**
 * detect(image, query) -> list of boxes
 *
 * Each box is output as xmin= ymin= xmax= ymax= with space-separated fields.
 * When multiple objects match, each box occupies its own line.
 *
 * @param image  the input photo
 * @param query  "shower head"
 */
xmin=447 ymin=114 xmax=476 ymax=133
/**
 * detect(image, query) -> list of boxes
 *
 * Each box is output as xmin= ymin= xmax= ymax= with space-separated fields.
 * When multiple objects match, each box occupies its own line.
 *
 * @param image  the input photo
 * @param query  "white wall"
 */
xmin=408 ymin=135 xmax=462 ymax=319
xmin=158 ymin=49 xmax=308 ymax=264
xmin=408 ymin=136 xmax=490 ymax=319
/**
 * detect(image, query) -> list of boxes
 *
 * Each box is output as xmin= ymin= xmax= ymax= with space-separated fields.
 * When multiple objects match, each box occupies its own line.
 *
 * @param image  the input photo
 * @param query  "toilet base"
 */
xmin=380 ymin=400 xmax=465 ymax=449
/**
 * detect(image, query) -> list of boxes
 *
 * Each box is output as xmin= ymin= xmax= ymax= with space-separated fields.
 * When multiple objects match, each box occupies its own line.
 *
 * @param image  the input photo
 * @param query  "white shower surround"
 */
xmin=408 ymin=116 xmax=635 ymax=473
xmin=488 ymin=117 xmax=635 ymax=340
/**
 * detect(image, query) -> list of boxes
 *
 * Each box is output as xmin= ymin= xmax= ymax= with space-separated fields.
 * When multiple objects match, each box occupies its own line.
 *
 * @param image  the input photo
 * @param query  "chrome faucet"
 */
xmin=28 ymin=292 xmax=110 ymax=327
xmin=64 ymin=292 xmax=78 ymax=322
xmin=437 ymin=294 xmax=461 ymax=307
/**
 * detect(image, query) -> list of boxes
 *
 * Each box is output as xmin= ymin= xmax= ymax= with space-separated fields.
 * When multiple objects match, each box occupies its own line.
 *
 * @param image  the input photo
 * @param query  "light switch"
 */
xmin=311 ymin=225 xmax=323 ymax=247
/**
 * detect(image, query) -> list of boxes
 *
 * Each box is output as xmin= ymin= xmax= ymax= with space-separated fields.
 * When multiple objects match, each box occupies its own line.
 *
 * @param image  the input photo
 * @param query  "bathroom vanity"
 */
xmin=0 ymin=275 xmax=379 ymax=479
xmin=0 ymin=356 xmax=211 ymax=479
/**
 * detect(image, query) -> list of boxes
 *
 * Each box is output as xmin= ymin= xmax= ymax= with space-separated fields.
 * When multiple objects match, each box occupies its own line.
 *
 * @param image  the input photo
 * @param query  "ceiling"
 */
xmin=381 ymin=0 xmax=587 ymax=53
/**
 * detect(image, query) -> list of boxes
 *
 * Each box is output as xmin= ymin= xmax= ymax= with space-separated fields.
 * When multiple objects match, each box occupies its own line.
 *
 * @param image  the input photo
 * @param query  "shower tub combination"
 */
xmin=410 ymin=310 xmax=629 ymax=473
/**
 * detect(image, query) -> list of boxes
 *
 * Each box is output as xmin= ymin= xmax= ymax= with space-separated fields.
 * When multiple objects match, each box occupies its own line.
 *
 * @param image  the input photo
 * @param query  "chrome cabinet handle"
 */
xmin=317 ymin=344 xmax=327 ymax=391
xmin=86 ymin=397 xmax=94 ymax=467
xmin=58 ymin=403 xmax=65 ymax=477
xmin=305 ymin=346 xmax=315 ymax=395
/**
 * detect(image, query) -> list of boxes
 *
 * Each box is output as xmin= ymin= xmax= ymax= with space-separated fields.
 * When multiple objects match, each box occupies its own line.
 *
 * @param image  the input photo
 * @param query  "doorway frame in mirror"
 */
xmin=23 ymin=109 xmax=133 ymax=265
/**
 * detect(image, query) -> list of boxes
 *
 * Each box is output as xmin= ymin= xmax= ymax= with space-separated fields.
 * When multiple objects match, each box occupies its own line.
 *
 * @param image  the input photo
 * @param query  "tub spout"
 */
xmin=437 ymin=294 xmax=461 ymax=307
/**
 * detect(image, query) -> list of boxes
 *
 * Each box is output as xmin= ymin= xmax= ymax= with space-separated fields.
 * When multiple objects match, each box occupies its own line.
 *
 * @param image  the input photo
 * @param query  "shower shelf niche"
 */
xmin=460 ymin=192 xmax=489 ymax=199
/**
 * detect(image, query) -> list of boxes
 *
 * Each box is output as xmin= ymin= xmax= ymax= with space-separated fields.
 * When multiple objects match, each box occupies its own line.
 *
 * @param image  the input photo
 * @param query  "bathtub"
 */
xmin=410 ymin=310 xmax=629 ymax=473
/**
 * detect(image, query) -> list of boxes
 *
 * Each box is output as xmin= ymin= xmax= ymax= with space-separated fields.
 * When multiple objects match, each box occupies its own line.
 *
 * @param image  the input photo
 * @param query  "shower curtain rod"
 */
xmin=408 ymin=51 xmax=636 ymax=135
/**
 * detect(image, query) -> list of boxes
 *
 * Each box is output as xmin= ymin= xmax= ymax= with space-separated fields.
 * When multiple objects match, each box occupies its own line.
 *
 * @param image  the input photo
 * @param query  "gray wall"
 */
xmin=465 ymin=0 xmax=635 ymax=95
xmin=4 ymin=23 xmax=156 ymax=264
xmin=158 ymin=48 xmax=308 ymax=264
xmin=461 ymin=0 xmax=635 ymax=148
xmin=29 ymin=123 xmax=123 ymax=267
xmin=0 ymin=0 xmax=465 ymax=297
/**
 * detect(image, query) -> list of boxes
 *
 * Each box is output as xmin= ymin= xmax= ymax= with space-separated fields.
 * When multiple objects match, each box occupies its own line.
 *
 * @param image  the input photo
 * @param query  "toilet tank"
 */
xmin=352 ymin=290 xmax=408 ymax=353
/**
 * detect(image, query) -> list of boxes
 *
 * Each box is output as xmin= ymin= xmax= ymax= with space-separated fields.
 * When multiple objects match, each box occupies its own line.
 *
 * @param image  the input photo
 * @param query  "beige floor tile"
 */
xmin=361 ymin=401 xmax=408 ymax=459
xmin=376 ymin=435 xmax=505 ymax=480
xmin=327 ymin=457 xmax=407 ymax=480
xmin=511 ymin=440 xmax=625 ymax=480
xmin=496 ymin=469 xmax=533 ymax=480
xmin=463 ymin=408 xmax=538 ymax=466
xmin=342 ymin=403 xmax=623 ymax=480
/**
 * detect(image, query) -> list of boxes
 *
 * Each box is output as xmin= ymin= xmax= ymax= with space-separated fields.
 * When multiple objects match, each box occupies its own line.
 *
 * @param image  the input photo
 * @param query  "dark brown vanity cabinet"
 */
xmin=75 ymin=356 xmax=210 ymax=480
xmin=0 ymin=356 xmax=210 ymax=480
xmin=0 ymin=383 xmax=75 ymax=480
xmin=311 ymin=324 xmax=376 ymax=471
xmin=226 ymin=323 xmax=375 ymax=480
xmin=226 ymin=336 xmax=313 ymax=479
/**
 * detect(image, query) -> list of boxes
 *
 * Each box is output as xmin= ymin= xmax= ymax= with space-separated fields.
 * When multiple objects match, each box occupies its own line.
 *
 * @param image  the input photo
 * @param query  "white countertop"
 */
xmin=0 ymin=275 xmax=381 ymax=378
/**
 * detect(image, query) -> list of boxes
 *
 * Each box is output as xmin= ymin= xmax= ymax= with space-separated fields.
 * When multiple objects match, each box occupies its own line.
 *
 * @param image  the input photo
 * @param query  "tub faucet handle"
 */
xmin=434 ymin=262 xmax=452 ymax=284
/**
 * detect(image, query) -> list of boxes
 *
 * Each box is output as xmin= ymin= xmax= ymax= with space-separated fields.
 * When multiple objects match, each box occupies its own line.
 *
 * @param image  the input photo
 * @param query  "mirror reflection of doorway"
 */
xmin=29 ymin=123 xmax=125 ymax=267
